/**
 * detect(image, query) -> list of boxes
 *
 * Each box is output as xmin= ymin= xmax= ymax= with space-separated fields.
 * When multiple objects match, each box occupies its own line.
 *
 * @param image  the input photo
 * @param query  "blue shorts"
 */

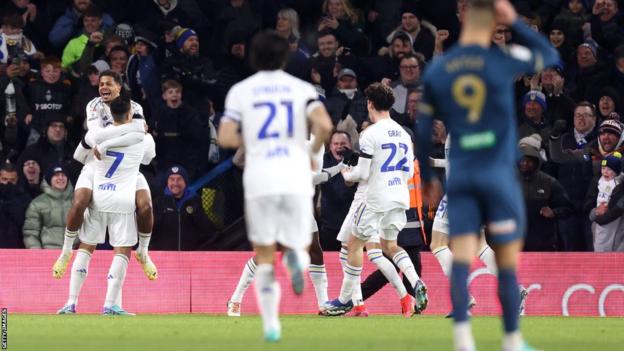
xmin=446 ymin=167 xmax=526 ymax=245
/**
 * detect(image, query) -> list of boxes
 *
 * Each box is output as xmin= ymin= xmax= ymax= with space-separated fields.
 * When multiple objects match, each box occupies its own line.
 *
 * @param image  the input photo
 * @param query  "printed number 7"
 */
xmin=381 ymin=143 xmax=410 ymax=172
xmin=105 ymin=151 xmax=124 ymax=178
xmin=255 ymin=101 xmax=294 ymax=139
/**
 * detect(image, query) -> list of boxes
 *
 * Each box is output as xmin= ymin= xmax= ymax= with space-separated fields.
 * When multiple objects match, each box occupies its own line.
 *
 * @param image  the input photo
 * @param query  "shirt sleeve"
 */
xmin=85 ymin=98 xmax=102 ymax=131
xmin=223 ymin=85 xmax=242 ymax=123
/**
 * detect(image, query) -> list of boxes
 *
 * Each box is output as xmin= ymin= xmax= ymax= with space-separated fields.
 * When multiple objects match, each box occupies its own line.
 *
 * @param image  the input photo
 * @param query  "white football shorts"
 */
xmin=79 ymin=209 xmax=138 ymax=247
xmin=432 ymin=195 xmax=450 ymax=235
xmin=337 ymin=198 xmax=380 ymax=244
xmin=353 ymin=205 xmax=406 ymax=242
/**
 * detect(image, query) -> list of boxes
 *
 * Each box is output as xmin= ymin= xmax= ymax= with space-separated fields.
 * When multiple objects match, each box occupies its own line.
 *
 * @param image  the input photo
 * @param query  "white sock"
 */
xmin=254 ymin=264 xmax=281 ymax=334
xmin=230 ymin=258 xmax=257 ymax=303
xmin=433 ymin=246 xmax=453 ymax=278
xmin=392 ymin=250 xmax=420 ymax=287
xmin=308 ymin=264 xmax=328 ymax=308
xmin=453 ymin=321 xmax=476 ymax=351
xmin=66 ymin=249 xmax=91 ymax=306
xmin=62 ymin=229 xmax=78 ymax=254
xmin=368 ymin=249 xmax=407 ymax=298
xmin=339 ymin=246 xmax=348 ymax=270
xmin=339 ymin=263 xmax=361 ymax=304
xmin=104 ymin=254 xmax=129 ymax=308
xmin=502 ymin=330 xmax=523 ymax=351
xmin=137 ymin=232 xmax=151 ymax=254
xmin=478 ymin=245 xmax=498 ymax=276
xmin=115 ymin=289 xmax=122 ymax=309
xmin=351 ymin=275 xmax=363 ymax=306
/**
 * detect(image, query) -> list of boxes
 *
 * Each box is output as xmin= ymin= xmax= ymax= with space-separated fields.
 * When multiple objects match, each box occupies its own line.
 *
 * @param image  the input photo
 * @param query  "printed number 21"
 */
xmin=255 ymin=101 xmax=294 ymax=139
xmin=381 ymin=143 xmax=410 ymax=172
xmin=105 ymin=151 xmax=124 ymax=178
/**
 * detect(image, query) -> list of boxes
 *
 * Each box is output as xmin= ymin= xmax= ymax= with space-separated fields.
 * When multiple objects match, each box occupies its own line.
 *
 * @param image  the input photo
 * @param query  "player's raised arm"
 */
xmin=496 ymin=0 xmax=560 ymax=74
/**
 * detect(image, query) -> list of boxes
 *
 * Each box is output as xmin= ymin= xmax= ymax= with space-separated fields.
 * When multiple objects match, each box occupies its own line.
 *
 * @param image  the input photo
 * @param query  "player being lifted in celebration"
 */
xmin=52 ymin=71 xmax=157 ymax=284
xmin=218 ymin=30 xmax=333 ymax=342
xmin=57 ymin=96 xmax=156 ymax=315
xmin=323 ymin=83 xmax=428 ymax=317
xmin=417 ymin=1 xmax=559 ymax=350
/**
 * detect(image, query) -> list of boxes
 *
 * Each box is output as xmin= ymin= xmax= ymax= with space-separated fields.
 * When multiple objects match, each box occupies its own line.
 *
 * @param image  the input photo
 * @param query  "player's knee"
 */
xmin=380 ymin=240 xmax=398 ymax=255
xmin=136 ymin=191 xmax=153 ymax=213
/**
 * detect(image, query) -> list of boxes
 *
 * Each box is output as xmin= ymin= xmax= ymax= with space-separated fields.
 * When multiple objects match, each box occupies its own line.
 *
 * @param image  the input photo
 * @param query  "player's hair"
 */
xmin=575 ymin=101 xmax=597 ymax=116
xmin=0 ymin=162 xmax=18 ymax=174
xmin=40 ymin=56 xmax=62 ymax=69
xmin=2 ymin=13 xmax=24 ymax=29
xmin=99 ymin=70 xmax=123 ymax=86
xmin=109 ymin=95 xmax=131 ymax=123
xmin=161 ymin=79 xmax=183 ymax=93
xmin=365 ymin=82 xmax=395 ymax=112
xmin=464 ymin=0 xmax=495 ymax=25
xmin=250 ymin=30 xmax=289 ymax=71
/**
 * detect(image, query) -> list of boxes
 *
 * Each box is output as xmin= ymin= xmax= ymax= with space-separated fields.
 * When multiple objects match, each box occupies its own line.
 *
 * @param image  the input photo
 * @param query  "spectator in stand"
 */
xmin=388 ymin=53 xmax=422 ymax=114
xmin=0 ymin=162 xmax=30 ymax=248
xmin=0 ymin=54 xmax=32 ymax=156
xmin=161 ymin=27 xmax=218 ymax=112
xmin=325 ymin=68 xmax=368 ymax=132
xmin=0 ymin=13 xmax=39 ymax=65
xmin=597 ymin=86 xmax=622 ymax=122
xmin=48 ymin=0 xmax=115 ymax=49
xmin=518 ymin=140 xmax=573 ymax=251
xmin=136 ymin=0 xmax=193 ymax=36
xmin=540 ymin=64 xmax=575 ymax=127
xmin=571 ymin=40 xmax=611 ymax=103
xmin=309 ymin=29 xmax=340 ymax=96
xmin=318 ymin=0 xmax=368 ymax=56
xmin=25 ymin=57 xmax=72 ymax=146
xmin=75 ymin=34 xmax=124 ymax=77
xmin=518 ymin=90 xmax=552 ymax=145
xmin=61 ymin=6 xmax=109 ymax=71
xmin=18 ymin=158 xmax=41 ymax=199
xmin=151 ymin=165 xmax=217 ymax=251
xmin=70 ymin=64 xmax=100 ymax=140
xmin=215 ymin=30 xmax=253 ymax=112
xmin=611 ymin=46 xmax=624 ymax=94
xmin=492 ymin=24 xmax=510 ymax=47
xmin=278 ymin=8 xmax=311 ymax=81
xmin=22 ymin=164 xmax=74 ymax=249
xmin=126 ymin=29 xmax=162 ymax=118
xmin=152 ymin=80 xmax=206 ymax=181
xmin=212 ymin=0 xmax=261 ymax=59
xmin=393 ymin=88 xmax=422 ymax=129
xmin=553 ymin=0 xmax=590 ymax=48
xmin=549 ymin=102 xmax=598 ymax=251
xmin=319 ymin=131 xmax=355 ymax=251
xmin=363 ymin=0 xmax=403 ymax=53
xmin=590 ymin=0 xmax=624 ymax=53
xmin=547 ymin=20 xmax=575 ymax=69
xmin=385 ymin=3 xmax=435 ymax=61
xmin=17 ymin=115 xmax=79 ymax=184
xmin=586 ymin=152 xmax=624 ymax=252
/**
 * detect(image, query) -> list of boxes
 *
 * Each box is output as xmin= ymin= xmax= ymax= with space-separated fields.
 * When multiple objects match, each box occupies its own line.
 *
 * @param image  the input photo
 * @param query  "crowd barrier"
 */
xmin=0 ymin=250 xmax=622 ymax=316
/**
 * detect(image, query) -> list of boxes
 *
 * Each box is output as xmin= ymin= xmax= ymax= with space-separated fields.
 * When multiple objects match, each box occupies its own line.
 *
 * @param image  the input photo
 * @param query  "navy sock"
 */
xmin=498 ymin=268 xmax=520 ymax=333
xmin=450 ymin=262 xmax=470 ymax=323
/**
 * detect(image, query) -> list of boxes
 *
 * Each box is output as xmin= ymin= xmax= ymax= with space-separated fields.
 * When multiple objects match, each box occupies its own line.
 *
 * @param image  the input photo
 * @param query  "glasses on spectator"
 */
xmin=400 ymin=65 xmax=419 ymax=70
xmin=574 ymin=113 xmax=594 ymax=119
xmin=496 ymin=29 xmax=511 ymax=34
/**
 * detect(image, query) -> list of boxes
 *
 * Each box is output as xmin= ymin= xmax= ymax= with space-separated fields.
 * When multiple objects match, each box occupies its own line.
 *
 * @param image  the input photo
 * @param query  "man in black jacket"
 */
xmin=519 ymin=143 xmax=573 ymax=251
xmin=152 ymin=166 xmax=217 ymax=251
xmin=0 ymin=163 xmax=30 ymax=248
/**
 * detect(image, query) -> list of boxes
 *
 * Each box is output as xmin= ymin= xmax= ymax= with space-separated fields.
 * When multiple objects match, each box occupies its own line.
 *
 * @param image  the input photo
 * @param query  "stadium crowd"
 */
xmin=0 ymin=0 xmax=623 ymax=253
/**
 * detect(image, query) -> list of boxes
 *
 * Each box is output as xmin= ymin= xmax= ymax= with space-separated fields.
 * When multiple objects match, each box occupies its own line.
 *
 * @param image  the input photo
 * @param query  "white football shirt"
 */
xmin=223 ymin=70 xmax=322 ymax=199
xmin=359 ymin=118 xmax=414 ymax=211
xmin=91 ymin=132 xmax=155 ymax=213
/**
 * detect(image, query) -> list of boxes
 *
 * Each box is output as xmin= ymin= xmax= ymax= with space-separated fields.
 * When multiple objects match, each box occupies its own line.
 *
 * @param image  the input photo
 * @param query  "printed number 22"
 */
xmin=381 ymin=143 xmax=410 ymax=172
xmin=105 ymin=151 xmax=124 ymax=178
xmin=255 ymin=101 xmax=294 ymax=139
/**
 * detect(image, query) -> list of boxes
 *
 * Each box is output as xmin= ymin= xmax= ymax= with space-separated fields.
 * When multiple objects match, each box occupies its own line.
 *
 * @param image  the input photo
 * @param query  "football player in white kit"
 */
xmin=57 ymin=96 xmax=156 ymax=315
xmin=218 ymin=30 xmax=333 ymax=342
xmin=225 ymin=138 xmax=346 ymax=317
xmin=52 ymin=71 xmax=157 ymax=283
xmin=323 ymin=82 xmax=428 ymax=316
xmin=429 ymin=136 xmax=528 ymax=316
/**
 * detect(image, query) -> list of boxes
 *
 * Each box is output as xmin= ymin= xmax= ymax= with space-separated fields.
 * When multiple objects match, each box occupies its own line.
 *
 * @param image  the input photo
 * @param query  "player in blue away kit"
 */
xmin=417 ymin=1 xmax=559 ymax=351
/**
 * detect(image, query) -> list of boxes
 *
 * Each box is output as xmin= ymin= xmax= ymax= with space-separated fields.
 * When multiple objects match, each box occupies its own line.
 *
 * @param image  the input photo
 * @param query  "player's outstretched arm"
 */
xmin=313 ymin=162 xmax=347 ymax=185
xmin=90 ymin=119 xmax=145 ymax=144
xmin=96 ymin=131 xmax=145 ymax=156
xmin=496 ymin=0 xmax=560 ymax=72
xmin=341 ymin=156 xmax=371 ymax=183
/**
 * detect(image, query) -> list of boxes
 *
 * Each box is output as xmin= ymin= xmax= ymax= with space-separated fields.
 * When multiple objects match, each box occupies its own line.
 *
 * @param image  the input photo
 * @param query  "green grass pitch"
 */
xmin=6 ymin=314 xmax=623 ymax=351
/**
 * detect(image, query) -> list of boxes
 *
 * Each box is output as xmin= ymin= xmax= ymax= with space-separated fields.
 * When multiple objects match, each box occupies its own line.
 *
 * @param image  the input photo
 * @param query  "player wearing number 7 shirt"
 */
xmin=416 ymin=1 xmax=559 ymax=350
xmin=323 ymin=82 xmax=428 ymax=317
